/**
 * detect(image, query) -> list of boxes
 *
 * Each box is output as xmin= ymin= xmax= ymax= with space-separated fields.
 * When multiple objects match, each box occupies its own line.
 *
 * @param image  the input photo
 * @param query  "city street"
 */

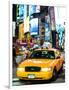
xmin=12 ymin=5 xmax=65 ymax=86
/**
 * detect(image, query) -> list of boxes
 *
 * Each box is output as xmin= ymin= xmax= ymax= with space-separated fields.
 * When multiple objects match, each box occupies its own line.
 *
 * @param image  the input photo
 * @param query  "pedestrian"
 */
xmin=13 ymin=44 xmax=17 ymax=67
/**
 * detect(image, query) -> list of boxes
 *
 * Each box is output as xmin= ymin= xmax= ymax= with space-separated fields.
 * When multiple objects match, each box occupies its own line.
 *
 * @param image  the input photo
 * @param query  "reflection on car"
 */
xmin=30 ymin=50 xmax=55 ymax=59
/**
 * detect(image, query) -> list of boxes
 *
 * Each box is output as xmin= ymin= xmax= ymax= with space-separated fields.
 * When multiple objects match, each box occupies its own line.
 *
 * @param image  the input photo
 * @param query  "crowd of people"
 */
xmin=13 ymin=38 xmax=52 ymax=67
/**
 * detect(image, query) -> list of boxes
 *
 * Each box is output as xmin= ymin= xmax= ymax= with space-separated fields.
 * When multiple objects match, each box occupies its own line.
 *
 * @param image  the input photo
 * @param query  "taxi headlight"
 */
xmin=41 ymin=68 xmax=52 ymax=71
xmin=17 ymin=68 xmax=25 ymax=72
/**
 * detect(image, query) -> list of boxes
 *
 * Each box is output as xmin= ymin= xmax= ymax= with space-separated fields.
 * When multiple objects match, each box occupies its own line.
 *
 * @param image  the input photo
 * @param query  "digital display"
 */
xmin=45 ymin=22 xmax=50 ymax=41
xmin=29 ymin=5 xmax=40 ymax=16
xmin=17 ymin=5 xmax=24 ymax=20
xmin=29 ymin=5 xmax=36 ymax=16
xmin=30 ymin=18 xmax=38 ymax=35
xmin=19 ymin=5 xmax=24 ymax=17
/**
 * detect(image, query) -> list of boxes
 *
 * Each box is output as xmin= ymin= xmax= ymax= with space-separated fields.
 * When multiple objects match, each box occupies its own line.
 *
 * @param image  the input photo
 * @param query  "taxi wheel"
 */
xmin=52 ymin=69 xmax=57 ymax=80
xmin=59 ymin=64 xmax=63 ymax=73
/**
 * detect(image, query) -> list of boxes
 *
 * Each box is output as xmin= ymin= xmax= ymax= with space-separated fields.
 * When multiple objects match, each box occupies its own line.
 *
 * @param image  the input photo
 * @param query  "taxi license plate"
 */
xmin=28 ymin=74 xmax=35 ymax=79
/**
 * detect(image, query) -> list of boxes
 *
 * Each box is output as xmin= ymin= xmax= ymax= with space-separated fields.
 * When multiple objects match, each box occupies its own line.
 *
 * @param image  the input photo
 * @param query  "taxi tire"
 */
xmin=59 ymin=64 xmax=64 ymax=74
xmin=52 ymin=69 xmax=58 ymax=80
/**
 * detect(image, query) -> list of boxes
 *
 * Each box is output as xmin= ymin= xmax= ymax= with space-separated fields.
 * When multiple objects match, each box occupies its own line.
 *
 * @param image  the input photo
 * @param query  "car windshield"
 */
xmin=30 ymin=50 xmax=55 ymax=59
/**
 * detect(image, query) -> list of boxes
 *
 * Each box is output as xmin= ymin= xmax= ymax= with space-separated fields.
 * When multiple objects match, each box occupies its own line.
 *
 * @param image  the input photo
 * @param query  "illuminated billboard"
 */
xmin=30 ymin=18 xmax=38 ymax=35
xmin=24 ymin=16 xmax=30 ymax=33
xmin=45 ymin=23 xmax=50 ymax=41
xmin=17 ymin=5 xmax=24 ymax=20
xmin=19 ymin=23 xmax=24 ymax=40
xmin=29 ymin=5 xmax=40 ymax=16
xmin=45 ymin=15 xmax=51 ymax=41
xmin=48 ymin=6 xmax=56 ymax=30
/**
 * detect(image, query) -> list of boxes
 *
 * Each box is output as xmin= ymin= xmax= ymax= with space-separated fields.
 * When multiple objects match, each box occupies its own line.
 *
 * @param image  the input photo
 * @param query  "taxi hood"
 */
xmin=19 ymin=58 xmax=56 ymax=68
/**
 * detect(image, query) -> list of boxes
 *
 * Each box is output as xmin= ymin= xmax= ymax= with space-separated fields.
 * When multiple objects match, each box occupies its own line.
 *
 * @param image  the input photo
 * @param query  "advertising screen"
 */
xmin=17 ymin=5 xmax=24 ymax=20
xmin=45 ymin=22 xmax=51 ymax=41
xmin=30 ymin=18 xmax=38 ymax=35
xmin=19 ymin=23 xmax=24 ymax=40
xmin=29 ymin=5 xmax=40 ymax=16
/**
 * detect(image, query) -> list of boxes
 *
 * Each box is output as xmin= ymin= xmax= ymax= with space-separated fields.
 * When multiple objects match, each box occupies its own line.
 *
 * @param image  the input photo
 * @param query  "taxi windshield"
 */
xmin=30 ymin=50 xmax=55 ymax=59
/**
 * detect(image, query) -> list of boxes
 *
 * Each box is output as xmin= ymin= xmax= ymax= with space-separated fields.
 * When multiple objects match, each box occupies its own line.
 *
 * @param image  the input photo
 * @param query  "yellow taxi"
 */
xmin=16 ymin=48 xmax=64 ymax=80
